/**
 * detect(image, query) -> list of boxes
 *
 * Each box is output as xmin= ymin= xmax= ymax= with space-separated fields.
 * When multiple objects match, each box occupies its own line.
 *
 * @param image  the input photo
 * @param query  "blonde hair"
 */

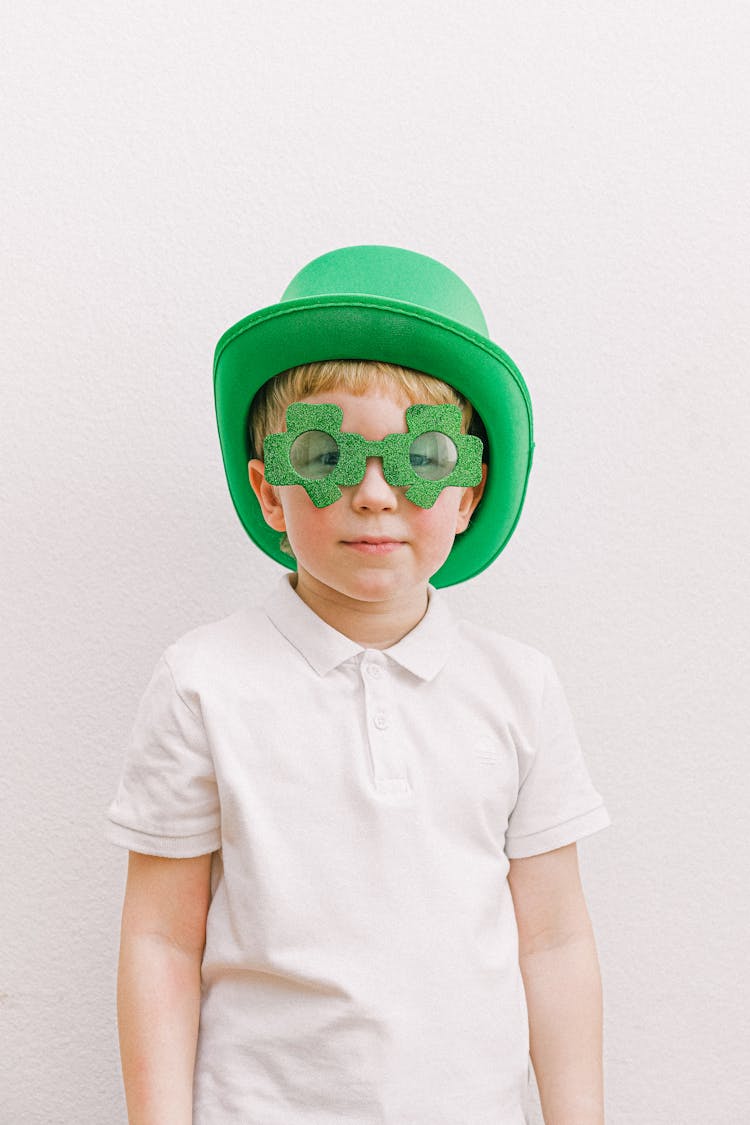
xmin=249 ymin=359 xmax=474 ymax=460
xmin=248 ymin=360 xmax=479 ymax=557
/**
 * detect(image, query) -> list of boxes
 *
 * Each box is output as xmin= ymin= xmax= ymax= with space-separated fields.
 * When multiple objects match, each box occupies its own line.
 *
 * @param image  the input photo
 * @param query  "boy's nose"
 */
xmin=350 ymin=456 xmax=398 ymax=510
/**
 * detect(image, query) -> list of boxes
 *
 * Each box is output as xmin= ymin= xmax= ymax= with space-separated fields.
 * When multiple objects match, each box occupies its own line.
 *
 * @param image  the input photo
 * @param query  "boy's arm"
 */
xmin=507 ymin=843 xmax=605 ymax=1125
xmin=117 ymin=851 xmax=212 ymax=1125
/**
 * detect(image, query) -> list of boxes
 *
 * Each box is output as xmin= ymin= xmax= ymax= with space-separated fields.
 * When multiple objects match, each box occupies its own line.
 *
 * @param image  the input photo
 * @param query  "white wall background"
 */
xmin=2 ymin=2 xmax=748 ymax=1122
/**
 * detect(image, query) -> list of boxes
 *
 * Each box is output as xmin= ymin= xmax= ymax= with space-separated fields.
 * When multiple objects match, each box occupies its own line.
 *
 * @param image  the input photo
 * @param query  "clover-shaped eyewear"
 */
xmin=262 ymin=402 xmax=484 ymax=509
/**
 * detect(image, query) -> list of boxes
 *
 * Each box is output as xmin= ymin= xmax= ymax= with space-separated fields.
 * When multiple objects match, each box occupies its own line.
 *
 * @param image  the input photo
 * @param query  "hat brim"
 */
xmin=214 ymin=294 xmax=534 ymax=587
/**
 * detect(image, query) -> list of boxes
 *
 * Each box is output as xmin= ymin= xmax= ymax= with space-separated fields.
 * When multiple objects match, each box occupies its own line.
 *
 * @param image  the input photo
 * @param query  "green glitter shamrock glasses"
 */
xmin=263 ymin=402 xmax=484 ymax=509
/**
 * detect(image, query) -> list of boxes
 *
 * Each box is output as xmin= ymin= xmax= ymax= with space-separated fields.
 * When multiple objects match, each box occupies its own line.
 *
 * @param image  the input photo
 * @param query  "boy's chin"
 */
xmin=296 ymin=564 xmax=431 ymax=606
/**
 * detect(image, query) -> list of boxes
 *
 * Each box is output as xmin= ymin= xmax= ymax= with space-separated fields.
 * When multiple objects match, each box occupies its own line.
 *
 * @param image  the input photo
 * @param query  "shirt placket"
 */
xmin=359 ymin=650 xmax=410 ymax=796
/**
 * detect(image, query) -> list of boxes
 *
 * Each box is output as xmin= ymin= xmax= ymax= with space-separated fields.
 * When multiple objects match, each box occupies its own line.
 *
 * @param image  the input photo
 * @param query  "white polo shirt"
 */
xmin=106 ymin=573 xmax=610 ymax=1125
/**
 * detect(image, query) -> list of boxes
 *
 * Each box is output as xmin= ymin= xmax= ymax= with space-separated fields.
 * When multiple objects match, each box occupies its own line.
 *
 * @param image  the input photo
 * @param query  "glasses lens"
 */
xmin=408 ymin=432 xmax=458 ymax=480
xmin=289 ymin=430 xmax=340 ymax=480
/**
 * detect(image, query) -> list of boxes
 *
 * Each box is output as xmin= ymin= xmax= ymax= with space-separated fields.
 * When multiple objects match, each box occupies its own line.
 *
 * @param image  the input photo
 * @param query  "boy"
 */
xmin=107 ymin=245 xmax=611 ymax=1124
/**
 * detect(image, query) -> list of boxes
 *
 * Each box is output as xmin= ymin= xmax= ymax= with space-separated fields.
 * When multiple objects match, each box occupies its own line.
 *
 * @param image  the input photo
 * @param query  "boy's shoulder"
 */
xmin=446 ymin=611 xmax=574 ymax=732
xmin=158 ymin=600 xmax=276 ymax=688
xmin=451 ymin=609 xmax=553 ymax=683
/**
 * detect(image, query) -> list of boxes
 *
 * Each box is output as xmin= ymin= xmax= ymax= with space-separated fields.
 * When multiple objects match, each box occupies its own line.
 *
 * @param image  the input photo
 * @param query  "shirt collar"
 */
xmin=262 ymin=573 xmax=453 ymax=682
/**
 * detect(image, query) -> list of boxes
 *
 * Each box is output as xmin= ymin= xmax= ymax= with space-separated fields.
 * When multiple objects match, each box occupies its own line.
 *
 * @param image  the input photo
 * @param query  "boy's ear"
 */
xmin=454 ymin=462 xmax=487 ymax=534
xmin=248 ymin=460 xmax=287 ymax=532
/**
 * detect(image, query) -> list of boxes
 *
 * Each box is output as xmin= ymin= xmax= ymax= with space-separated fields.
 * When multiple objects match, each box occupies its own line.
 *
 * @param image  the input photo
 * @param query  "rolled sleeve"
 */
xmin=105 ymin=652 xmax=221 ymax=857
xmin=504 ymin=656 xmax=611 ymax=859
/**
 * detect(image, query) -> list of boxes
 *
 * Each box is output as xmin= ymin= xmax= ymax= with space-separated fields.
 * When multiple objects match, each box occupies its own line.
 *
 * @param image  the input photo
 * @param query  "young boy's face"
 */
xmin=248 ymin=387 xmax=486 ymax=629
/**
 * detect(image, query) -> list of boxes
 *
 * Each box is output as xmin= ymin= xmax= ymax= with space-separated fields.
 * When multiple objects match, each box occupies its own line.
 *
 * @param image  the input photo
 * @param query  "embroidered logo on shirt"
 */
xmin=474 ymin=731 xmax=504 ymax=765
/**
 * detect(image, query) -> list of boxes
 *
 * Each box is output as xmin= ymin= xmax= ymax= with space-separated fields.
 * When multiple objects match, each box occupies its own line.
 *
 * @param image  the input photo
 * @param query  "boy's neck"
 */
xmin=290 ymin=573 xmax=429 ymax=650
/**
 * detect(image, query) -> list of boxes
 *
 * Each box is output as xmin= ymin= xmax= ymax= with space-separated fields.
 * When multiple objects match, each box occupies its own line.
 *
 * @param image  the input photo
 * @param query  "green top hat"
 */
xmin=213 ymin=244 xmax=534 ymax=587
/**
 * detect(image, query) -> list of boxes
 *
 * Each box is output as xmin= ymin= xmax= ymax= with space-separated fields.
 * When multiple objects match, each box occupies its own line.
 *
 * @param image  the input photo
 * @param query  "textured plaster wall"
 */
xmin=2 ymin=3 xmax=748 ymax=1122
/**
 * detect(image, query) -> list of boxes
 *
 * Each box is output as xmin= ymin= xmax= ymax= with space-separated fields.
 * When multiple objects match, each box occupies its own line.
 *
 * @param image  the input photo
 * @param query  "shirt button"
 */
xmin=366 ymin=664 xmax=383 ymax=679
xmin=373 ymin=713 xmax=388 ymax=730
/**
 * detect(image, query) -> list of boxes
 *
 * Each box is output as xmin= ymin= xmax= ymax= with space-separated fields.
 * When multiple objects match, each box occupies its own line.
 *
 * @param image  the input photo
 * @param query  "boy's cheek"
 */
xmin=422 ymin=488 xmax=468 ymax=525
xmin=279 ymin=489 xmax=336 ymax=538
xmin=403 ymin=505 xmax=460 ymax=548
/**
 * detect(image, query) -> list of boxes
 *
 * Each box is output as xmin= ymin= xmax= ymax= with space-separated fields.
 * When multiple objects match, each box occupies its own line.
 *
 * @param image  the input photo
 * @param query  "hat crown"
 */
xmin=280 ymin=245 xmax=489 ymax=337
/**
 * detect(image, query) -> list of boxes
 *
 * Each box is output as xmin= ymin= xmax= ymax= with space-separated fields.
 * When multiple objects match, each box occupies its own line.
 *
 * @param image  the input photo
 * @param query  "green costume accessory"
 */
xmin=213 ymin=244 xmax=534 ymax=586
xmin=264 ymin=402 xmax=483 ymax=508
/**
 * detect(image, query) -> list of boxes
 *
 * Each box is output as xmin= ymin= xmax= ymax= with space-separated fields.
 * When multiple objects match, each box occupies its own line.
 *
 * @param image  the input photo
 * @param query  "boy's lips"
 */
xmin=341 ymin=536 xmax=405 ymax=554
